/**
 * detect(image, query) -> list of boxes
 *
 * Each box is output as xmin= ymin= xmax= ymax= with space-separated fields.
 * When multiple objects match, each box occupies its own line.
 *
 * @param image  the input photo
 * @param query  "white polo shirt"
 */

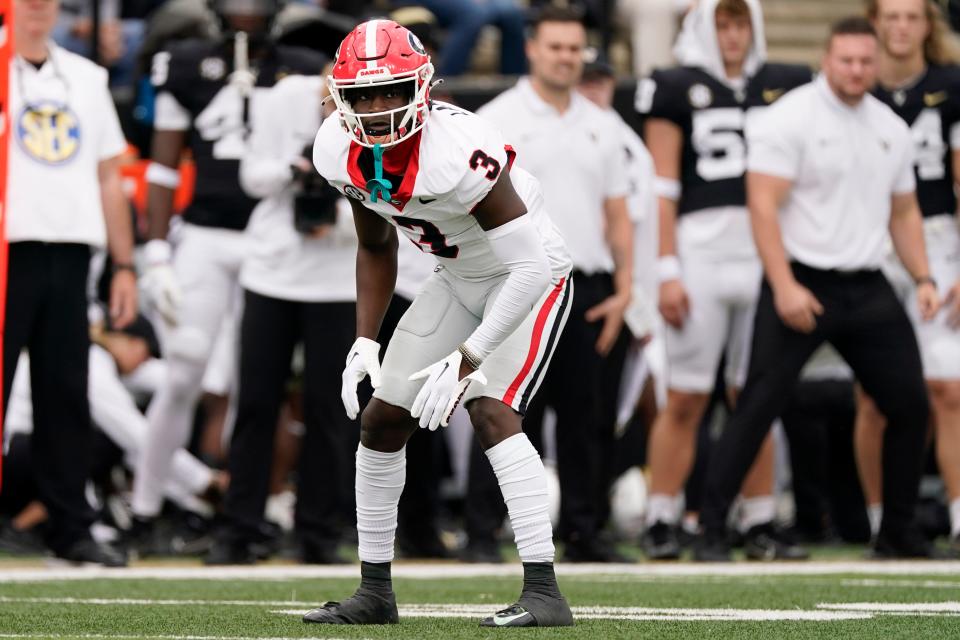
xmin=7 ymin=44 xmax=127 ymax=248
xmin=239 ymin=75 xmax=357 ymax=303
xmin=746 ymin=76 xmax=915 ymax=271
xmin=478 ymin=77 xmax=629 ymax=275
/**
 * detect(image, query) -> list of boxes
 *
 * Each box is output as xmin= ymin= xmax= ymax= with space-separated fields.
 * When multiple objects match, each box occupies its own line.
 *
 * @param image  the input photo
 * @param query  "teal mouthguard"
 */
xmin=366 ymin=143 xmax=393 ymax=203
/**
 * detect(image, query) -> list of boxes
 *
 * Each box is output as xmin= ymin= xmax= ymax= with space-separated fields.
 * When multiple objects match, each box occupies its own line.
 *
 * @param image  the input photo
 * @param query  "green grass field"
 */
xmin=1 ymin=557 xmax=960 ymax=640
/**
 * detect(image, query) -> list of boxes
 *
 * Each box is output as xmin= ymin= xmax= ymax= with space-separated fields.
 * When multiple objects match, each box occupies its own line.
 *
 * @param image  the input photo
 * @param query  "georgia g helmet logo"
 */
xmin=327 ymin=19 xmax=434 ymax=148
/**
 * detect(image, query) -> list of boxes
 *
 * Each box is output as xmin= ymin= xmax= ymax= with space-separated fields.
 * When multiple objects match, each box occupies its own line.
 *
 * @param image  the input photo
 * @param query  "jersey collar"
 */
xmin=516 ymin=76 xmax=585 ymax=119
xmin=346 ymin=131 xmax=423 ymax=212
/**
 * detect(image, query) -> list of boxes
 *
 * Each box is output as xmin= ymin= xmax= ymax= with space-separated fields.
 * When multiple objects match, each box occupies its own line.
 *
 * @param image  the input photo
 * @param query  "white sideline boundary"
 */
xmin=1 ymin=560 xmax=960 ymax=582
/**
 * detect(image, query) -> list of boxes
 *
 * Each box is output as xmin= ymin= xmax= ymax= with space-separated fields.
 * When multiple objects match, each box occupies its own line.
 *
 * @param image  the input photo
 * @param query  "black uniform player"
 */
xmin=129 ymin=0 xmax=324 ymax=554
xmin=857 ymin=0 xmax=960 ymax=554
xmin=635 ymin=0 xmax=810 ymax=561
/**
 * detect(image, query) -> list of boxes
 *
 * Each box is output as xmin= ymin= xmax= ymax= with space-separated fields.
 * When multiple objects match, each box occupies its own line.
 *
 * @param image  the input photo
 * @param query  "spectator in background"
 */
xmin=408 ymin=0 xmax=526 ymax=76
xmin=52 ymin=0 xmax=157 ymax=87
xmin=636 ymin=0 xmax=810 ymax=561
xmin=858 ymin=0 xmax=960 ymax=553
xmin=128 ymin=0 xmax=325 ymax=553
xmin=697 ymin=17 xmax=938 ymax=561
xmin=578 ymin=54 xmax=658 ymax=532
xmin=5 ymin=0 xmax=138 ymax=566
xmin=478 ymin=7 xmax=634 ymax=563
xmin=617 ymin=0 xmax=690 ymax=76
xmin=210 ymin=71 xmax=358 ymax=565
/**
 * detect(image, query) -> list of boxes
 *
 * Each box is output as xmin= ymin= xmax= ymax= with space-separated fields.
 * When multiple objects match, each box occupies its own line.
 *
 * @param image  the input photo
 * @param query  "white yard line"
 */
xmin=841 ymin=578 xmax=960 ymax=589
xmin=2 ymin=561 xmax=960 ymax=583
xmin=270 ymin=604 xmax=872 ymax=622
xmin=0 ymin=635 xmax=354 ymax=640
xmin=818 ymin=602 xmax=960 ymax=613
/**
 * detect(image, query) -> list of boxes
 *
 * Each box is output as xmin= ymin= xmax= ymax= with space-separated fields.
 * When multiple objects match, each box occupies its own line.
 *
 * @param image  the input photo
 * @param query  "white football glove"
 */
xmin=409 ymin=350 xmax=487 ymax=431
xmin=140 ymin=239 xmax=182 ymax=326
xmin=342 ymin=337 xmax=383 ymax=420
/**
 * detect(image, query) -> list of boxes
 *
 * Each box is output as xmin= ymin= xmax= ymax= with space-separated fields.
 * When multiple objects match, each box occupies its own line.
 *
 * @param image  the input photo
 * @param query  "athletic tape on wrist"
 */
xmin=656 ymin=255 xmax=682 ymax=284
xmin=146 ymin=163 xmax=181 ymax=189
xmin=654 ymin=177 xmax=681 ymax=201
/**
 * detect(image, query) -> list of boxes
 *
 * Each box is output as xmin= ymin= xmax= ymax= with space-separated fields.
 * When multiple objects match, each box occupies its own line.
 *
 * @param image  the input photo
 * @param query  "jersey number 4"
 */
xmin=394 ymin=216 xmax=460 ymax=259
xmin=912 ymin=108 xmax=946 ymax=181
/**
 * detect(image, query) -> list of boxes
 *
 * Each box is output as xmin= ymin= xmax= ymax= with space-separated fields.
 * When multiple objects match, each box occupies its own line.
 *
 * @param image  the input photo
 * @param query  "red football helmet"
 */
xmin=328 ymin=19 xmax=434 ymax=147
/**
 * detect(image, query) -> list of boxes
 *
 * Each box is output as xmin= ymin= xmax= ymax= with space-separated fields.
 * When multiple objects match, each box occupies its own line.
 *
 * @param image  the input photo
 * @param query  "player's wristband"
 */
xmin=458 ymin=343 xmax=484 ymax=371
xmin=656 ymin=255 xmax=682 ymax=284
xmin=915 ymin=275 xmax=937 ymax=289
xmin=654 ymin=177 xmax=681 ymax=202
xmin=146 ymin=162 xmax=181 ymax=189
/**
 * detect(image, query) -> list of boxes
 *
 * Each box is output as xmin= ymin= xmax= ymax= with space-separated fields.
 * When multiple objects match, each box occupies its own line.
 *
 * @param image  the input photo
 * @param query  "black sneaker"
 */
xmin=0 ymin=523 xmax=45 ymax=555
xmin=459 ymin=538 xmax=504 ymax=563
xmin=562 ymin=537 xmax=630 ymax=563
xmin=870 ymin=527 xmax=941 ymax=559
xmin=693 ymin=529 xmax=732 ymax=562
xmin=303 ymin=587 xmax=399 ymax=625
xmin=743 ymin=523 xmax=809 ymax=561
xmin=479 ymin=591 xmax=574 ymax=628
xmin=56 ymin=538 xmax=127 ymax=567
xmin=642 ymin=522 xmax=681 ymax=560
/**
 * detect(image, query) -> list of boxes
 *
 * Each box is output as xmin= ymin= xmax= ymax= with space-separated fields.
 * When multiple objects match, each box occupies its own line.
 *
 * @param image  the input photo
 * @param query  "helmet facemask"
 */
xmin=328 ymin=62 xmax=434 ymax=148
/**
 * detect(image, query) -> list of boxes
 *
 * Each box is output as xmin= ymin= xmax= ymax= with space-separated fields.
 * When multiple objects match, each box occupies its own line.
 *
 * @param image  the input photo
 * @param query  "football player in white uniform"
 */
xmin=304 ymin=20 xmax=574 ymax=628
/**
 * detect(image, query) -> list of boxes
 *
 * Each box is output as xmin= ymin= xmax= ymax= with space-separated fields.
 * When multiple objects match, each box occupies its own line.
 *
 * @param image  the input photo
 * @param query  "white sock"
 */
xmin=867 ymin=503 xmax=883 ymax=537
xmin=950 ymin=498 xmax=960 ymax=539
xmin=485 ymin=433 xmax=555 ymax=563
xmin=646 ymin=493 xmax=681 ymax=527
xmin=737 ymin=495 xmax=777 ymax=533
xmin=355 ymin=444 xmax=406 ymax=563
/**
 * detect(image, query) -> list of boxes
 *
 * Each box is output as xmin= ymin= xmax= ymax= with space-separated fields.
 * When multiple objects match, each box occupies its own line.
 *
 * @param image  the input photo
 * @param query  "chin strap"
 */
xmin=366 ymin=143 xmax=393 ymax=203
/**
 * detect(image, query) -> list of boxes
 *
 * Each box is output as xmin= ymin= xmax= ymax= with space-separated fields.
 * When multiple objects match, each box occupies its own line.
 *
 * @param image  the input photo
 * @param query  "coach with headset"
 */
xmin=4 ymin=0 xmax=137 ymax=566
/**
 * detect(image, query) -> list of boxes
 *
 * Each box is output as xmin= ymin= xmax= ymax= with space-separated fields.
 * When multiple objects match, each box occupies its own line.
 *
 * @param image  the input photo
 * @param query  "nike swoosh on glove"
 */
xmin=141 ymin=240 xmax=182 ymax=326
xmin=341 ymin=337 xmax=383 ymax=420
xmin=409 ymin=350 xmax=487 ymax=431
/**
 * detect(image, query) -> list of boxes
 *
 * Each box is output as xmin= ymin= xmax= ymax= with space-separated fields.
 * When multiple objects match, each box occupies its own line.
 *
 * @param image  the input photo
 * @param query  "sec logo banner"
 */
xmin=16 ymin=101 xmax=81 ymax=164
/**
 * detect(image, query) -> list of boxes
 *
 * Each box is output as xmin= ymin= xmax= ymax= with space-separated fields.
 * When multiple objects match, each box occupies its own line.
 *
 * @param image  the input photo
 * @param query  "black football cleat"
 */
xmin=56 ymin=538 xmax=128 ymax=568
xmin=642 ymin=521 xmax=681 ymax=560
xmin=303 ymin=587 xmax=398 ymax=625
xmin=743 ymin=523 xmax=809 ymax=561
xmin=480 ymin=591 xmax=574 ymax=628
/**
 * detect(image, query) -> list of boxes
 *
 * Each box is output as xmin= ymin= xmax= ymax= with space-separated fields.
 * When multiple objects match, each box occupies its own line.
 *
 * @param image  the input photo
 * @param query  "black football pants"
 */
xmin=700 ymin=263 xmax=929 ymax=538
xmin=222 ymin=290 xmax=356 ymax=549
xmin=2 ymin=242 xmax=95 ymax=555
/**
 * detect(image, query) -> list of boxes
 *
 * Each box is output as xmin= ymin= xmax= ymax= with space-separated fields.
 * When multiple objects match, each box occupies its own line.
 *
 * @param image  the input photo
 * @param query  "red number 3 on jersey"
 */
xmin=469 ymin=149 xmax=501 ymax=181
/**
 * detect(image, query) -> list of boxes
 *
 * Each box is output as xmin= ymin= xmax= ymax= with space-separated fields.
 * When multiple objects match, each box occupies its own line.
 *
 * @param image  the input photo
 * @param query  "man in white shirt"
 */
xmin=477 ymin=6 xmax=634 ymax=563
xmin=696 ymin=17 xmax=940 ymax=560
xmin=4 ymin=0 xmax=137 ymax=567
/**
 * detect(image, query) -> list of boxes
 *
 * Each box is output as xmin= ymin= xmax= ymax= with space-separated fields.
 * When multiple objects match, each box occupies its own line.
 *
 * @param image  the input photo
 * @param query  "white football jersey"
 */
xmin=313 ymin=101 xmax=571 ymax=282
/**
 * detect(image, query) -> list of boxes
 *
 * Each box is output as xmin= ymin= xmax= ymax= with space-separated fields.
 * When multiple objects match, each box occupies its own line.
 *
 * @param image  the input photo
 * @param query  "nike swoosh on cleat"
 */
xmin=494 ymin=611 xmax=533 ymax=626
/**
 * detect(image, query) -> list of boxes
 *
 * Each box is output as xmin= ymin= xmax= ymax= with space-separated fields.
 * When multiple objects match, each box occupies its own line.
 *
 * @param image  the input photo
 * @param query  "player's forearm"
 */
xmin=101 ymin=172 xmax=135 ymax=266
xmin=607 ymin=213 xmax=634 ymax=299
xmin=463 ymin=216 xmax=552 ymax=361
xmin=657 ymin=197 xmax=679 ymax=257
xmin=749 ymin=192 xmax=793 ymax=291
xmin=890 ymin=205 xmax=931 ymax=281
xmin=355 ymin=240 xmax=398 ymax=341
xmin=145 ymin=184 xmax=176 ymax=241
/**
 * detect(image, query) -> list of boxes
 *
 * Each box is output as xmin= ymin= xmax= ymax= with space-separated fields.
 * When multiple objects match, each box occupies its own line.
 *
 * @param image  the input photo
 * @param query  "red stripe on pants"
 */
xmin=502 ymin=277 xmax=566 ymax=406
